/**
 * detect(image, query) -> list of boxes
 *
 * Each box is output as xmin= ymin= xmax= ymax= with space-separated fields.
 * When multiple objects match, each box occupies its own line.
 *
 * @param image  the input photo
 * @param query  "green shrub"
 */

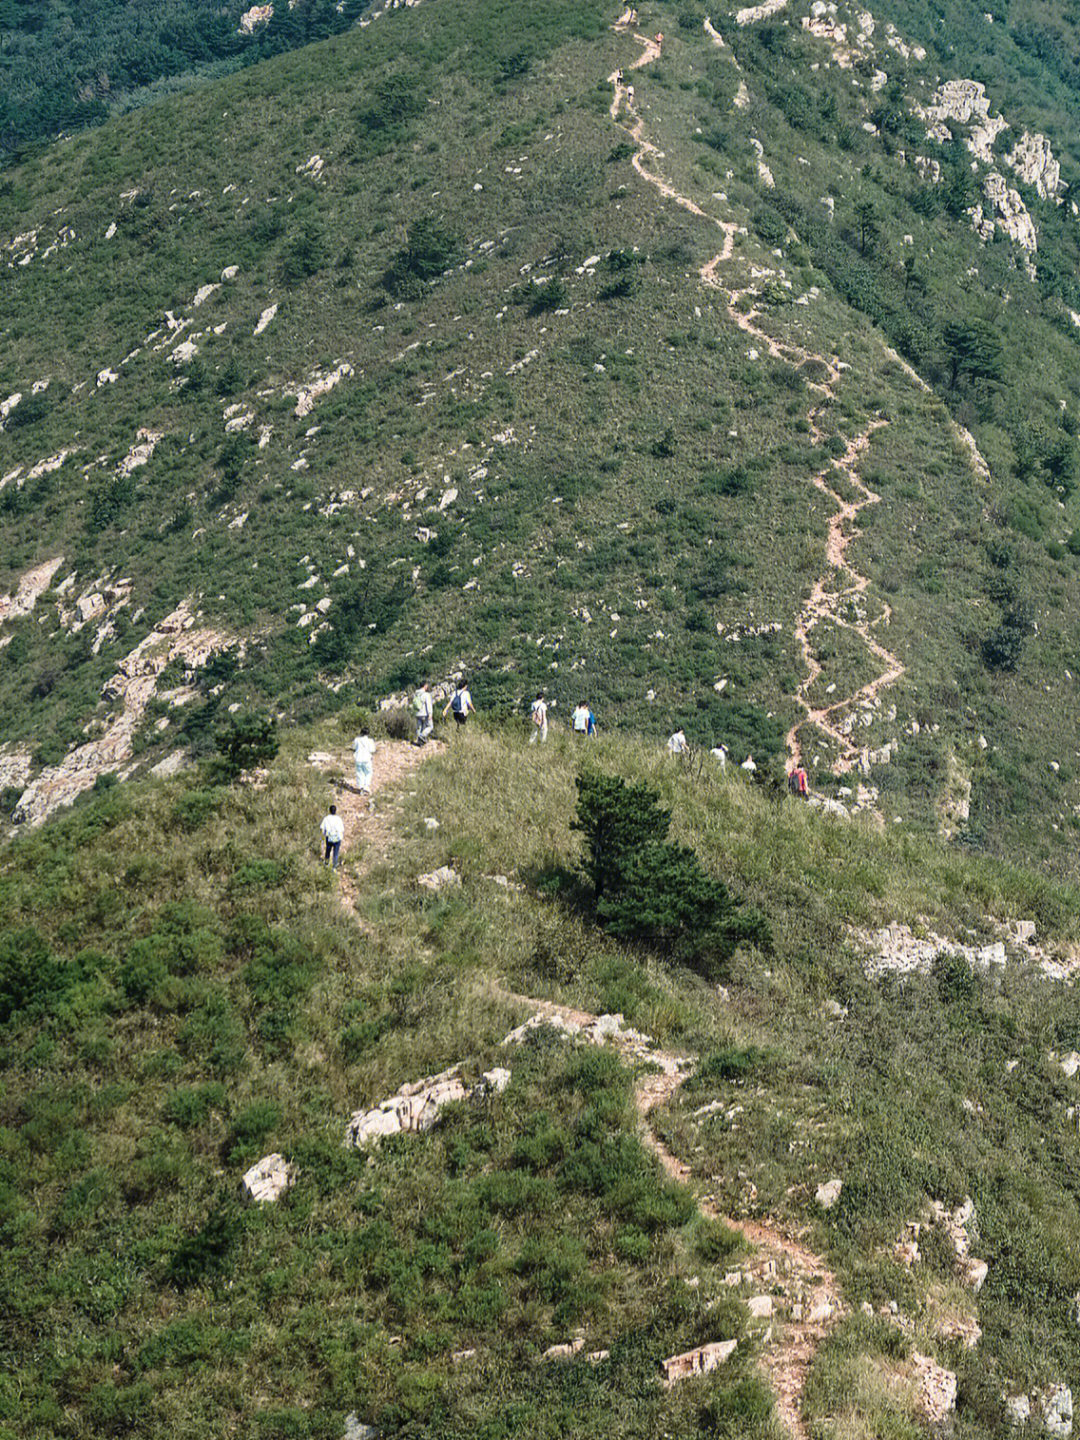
xmin=0 ymin=928 xmax=66 ymax=1024
xmin=214 ymin=713 xmax=279 ymax=779
xmin=571 ymin=771 xmax=769 ymax=977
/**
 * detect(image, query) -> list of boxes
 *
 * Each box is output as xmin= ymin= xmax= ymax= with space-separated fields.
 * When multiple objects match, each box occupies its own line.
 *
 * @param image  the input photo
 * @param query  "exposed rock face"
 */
xmin=1043 ymin=1385 xmax=1074 ymax=1438
xmin=293 ymin=362 xmax=354 ymax=419
xmin=345 ymin=1066 xmax=510 ymax=1149
xmin=662 ymin=1339 xmax=737 ymax=1384
xmin=921 ymin=80 xmax=1006 ymax=161
xmin=0 ymin=555 xmax=64 ymax=629
xmin=1007 ymin=131 xmax=1065 ymax=202
xmin=13 ymin=602 xmax=232 ymax=827
xmin=735 ymin=0 xmax=787 ymax=24
xmin=239 ymin=3 xmax=273 ymax=33
xmin=0 ymin=744 xmax=33 ymax=793
xmin=913 ymin=1352 xmax=957 ymax=1425
xmin=970 ymin=173 xmax=1037 ymax=270
xmin=857 ymin=922 xmax=1006 ymax=979
xmin=242 ymin=1154 xmax=296 ymax=1203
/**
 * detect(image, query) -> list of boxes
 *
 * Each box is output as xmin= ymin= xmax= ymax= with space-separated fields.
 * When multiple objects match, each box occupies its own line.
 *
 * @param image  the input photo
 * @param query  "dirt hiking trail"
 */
xmin=496 ymin=985 xmax=841 ymax=1439
xmin=310 ymin=739 xmax=444 ymax=911
xmin=611 ymin=10 xmax=904 ymax=775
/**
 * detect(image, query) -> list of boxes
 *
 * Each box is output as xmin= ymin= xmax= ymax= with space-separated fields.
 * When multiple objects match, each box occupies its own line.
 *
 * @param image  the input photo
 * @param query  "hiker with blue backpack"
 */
xmin=443 ymin=679 xmax=475 ymax=729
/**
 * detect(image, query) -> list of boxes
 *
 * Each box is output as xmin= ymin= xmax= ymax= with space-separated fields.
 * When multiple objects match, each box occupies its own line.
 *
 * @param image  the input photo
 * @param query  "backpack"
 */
xmin=451 ymin=689 xmax=464 ymax=714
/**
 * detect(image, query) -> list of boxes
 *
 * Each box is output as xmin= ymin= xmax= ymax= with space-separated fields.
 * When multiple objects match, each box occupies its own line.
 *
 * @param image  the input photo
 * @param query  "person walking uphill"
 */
xmin=413 ymin=682 xmax=434 ymax=746
xmin=529 ymin=692 xmax=548 ymax=744
xmin=443 ymin=679 xmax=475 ymax=729
xmin=352 ymin=727 xmax=376 ymax=810
xmin=320 ymin=804 xmax=344 ymax=869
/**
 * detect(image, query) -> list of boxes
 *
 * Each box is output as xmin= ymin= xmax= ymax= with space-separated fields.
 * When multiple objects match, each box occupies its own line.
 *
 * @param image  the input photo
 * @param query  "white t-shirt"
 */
xmin=667 ymin=731 xmax=688 ymax=754
xmin=321 ymin=813 xmax=344 ymax=843
xmin=572 ymin=705 xmax=590 ymax=732
xmin=353 ymin=736 xmax=376 ymax=765
xmin=531 ymin=699 xmax=547 ymax=726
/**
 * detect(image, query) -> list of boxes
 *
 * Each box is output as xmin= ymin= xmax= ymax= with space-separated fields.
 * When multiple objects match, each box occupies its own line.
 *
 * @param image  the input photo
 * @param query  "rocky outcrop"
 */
xmin=970 ymin=172 xmax=1037 ymax=271
xmin=920 ymin=80 xmax=1007 ymax=162
xmin=242 ymin=1154 xmax=296 ymax=1203
xmin=238 ymin=4 xmax=273 ymax=33
xmin=345 ymin=1066 xmax=510 ymax=1148
xmin=662 ymin=1339 xmax=737 ymax=1384
xmin=913 ymin=1353 xmax=957 ymax=1426
xmin=735 ymin=0 xmax=787 ymax=24
xmin=0 ymin=555 xmax=64 ymax=631
xmin=293 ymin=362 xmax=354 ymax=419
xmin=1007 ymin=131 xmax=1065 ymax=202
xmin=13 ymin=602 xmax=232 ymax=827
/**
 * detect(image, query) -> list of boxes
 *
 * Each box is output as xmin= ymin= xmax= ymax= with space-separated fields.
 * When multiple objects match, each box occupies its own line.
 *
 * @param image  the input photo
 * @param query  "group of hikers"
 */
xmin=317 ymin=682 xmax=812 ymax=867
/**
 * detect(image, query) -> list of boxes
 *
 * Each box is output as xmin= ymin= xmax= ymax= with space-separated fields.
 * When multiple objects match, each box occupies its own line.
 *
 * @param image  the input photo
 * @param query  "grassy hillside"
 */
xmin=2 ymin=719 xmax=1080 ymax=1437
xmin=5 ymin=0 xmax=1080 ymax=869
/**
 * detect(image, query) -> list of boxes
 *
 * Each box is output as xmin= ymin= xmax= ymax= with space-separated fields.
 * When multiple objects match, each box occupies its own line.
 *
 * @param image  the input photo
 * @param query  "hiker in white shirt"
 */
xmin=320 ymin=805 xmax=344 ymax=868
xmin=529 ymin=692 xmax=548 ymax=744
xmin=352 ymin=729 xmax=376 ymax=808
xmin=667 ymin=729 xmax=688 ymax=754
xmin=443 ymin=680 xmax=475 ymax=728
xmin=572 ymin=702 xmax=591 ymax=737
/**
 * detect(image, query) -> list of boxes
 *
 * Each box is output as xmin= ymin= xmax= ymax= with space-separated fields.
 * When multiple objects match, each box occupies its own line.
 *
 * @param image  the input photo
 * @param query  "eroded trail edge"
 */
xmin=611 ymin=11 xmax=904 ymax=774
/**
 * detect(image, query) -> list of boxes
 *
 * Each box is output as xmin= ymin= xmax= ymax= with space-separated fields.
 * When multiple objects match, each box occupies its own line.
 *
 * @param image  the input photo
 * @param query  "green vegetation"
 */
xmin=2 ymin=722 xmax=1080 ymax=1437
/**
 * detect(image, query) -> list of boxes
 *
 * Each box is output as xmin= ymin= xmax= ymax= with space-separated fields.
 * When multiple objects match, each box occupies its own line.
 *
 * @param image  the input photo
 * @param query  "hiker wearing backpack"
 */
xmin=413 ymin=682 xmax=434 ymax=745
xmin=572 ymin=701 xmax=590 ymax=738
xmin=529 ymin=692 xmax=548 ymax=744
xmin=443 ymin=679 xmax=474 ymax=728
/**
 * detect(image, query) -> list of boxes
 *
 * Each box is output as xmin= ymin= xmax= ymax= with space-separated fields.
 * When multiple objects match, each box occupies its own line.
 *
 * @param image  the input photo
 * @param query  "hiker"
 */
xmin=615 ymin=67 xmax=624 ymax=85
xmin=572 ymin=701 xmax=591 ymax=737
xmin=529 ymin=692 xmax=548 ymax=744
xmin=586 ymin=706 xmax=598 ymax=738
xmin=320 ymin=804 xmax=344 ymax=869
xmin=667 ymin=729 xmax=688 ymax=754
xmin=626 ymin=83 xmax=635 ymax=106
xmin=352 ymin=727 xmax=376 ymax=807
xmin=741 ymin=755 xmax=757 ymax=774
xmin=443 ymin=679 xmax=475 ymax=728
xmin=413 ymin=682 xmax=434 ymax=745
xmin=794 ymin=765 xmax=809 ymax=797
xmin=710 ymin=744 xmax=728 ymax=767
xmin=655 ymin=30 xmax=663 ymax=51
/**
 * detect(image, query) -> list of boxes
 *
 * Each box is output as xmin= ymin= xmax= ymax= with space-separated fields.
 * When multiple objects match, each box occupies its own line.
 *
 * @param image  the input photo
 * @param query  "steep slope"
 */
xmin=2 ymin=721 xmax=1080 ymax=1439
xmin=4 ymin=0 xmax=1080 ymax=869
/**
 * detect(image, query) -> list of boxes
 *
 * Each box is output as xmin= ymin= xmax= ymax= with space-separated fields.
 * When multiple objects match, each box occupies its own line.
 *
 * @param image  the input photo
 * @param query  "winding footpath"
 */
xmin=611 ymin=9 xmax=906 ymax=774
xmin=497 ymin=987 xmax=841 ymax=1440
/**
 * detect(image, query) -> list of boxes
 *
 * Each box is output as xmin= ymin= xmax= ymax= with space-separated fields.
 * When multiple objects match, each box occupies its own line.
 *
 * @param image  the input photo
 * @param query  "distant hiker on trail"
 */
xmin=655 ymin=30 xmax=663 ymax=51
xmin=443 ymin=679 xmax=475 ymax=728
xmin=320 ymin=804 xmax=344 ymax=869
xmin=667 ymin=729 xmax=688 ymax=754
xmin=626 ymin=83 xmax=635 ymax=106
xmin=615 ymin=67 xmax=624 ymax=85
xmin=529 ymin=692 xmax=548 ymax=744
xmin=413 ymin=683 xmax=434 ymax=745
xmin=352 ymin=728 xmax=376 ymax=807
xmin=572 ymin=702 xmax=591 ymax=737
xmin=788 ymin=765 xmax=809 ymax=798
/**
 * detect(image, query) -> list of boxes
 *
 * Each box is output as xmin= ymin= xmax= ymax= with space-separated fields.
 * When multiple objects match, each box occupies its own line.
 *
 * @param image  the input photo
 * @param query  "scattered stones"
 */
xmin=342 ymin=1417 xmax=377 ymax=1440
xmin=345 ymin=1066 xmax=509 ymax=1149
xmin=1059 ymin=1052 xmax=1080 ymax=1079
xmin=748 ymin=1295 xmax=774 ymax=1318
xmin=662 ymin=1338 xmax=737 ymax=1384
xmin=815 ymin=1178 xmax=843 ymax=1209
xmin=242 ymin=1153 xmax=296 ymax=1204
xmin=253 ymin=303 xmax=278 ymax=336
xmin=418 ymin=865 xmax=460 ymax=891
